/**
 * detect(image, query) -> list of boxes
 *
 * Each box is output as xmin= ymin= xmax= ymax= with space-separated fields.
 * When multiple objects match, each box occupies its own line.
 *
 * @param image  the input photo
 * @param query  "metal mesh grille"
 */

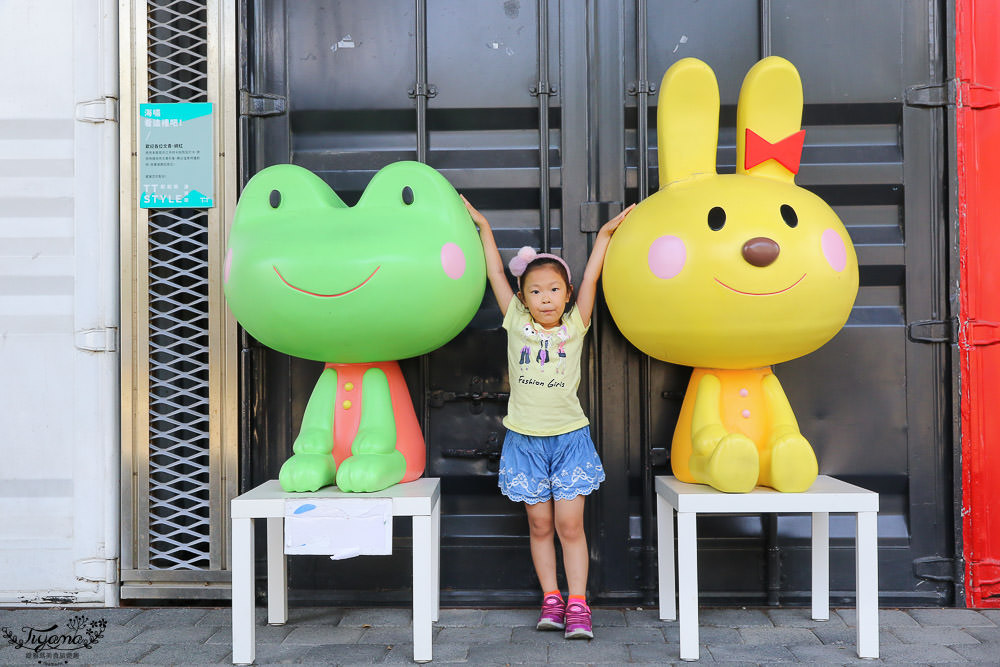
xmin=146 ymin=0 xmax=211 ymax=570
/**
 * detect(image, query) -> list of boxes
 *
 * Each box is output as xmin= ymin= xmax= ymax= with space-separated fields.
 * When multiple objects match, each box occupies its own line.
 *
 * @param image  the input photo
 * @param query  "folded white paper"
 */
xmin=284 ymin=498 xmax=393 ymax=558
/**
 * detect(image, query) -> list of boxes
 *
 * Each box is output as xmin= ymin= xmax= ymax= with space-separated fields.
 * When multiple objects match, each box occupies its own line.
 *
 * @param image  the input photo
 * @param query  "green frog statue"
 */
xmin=224 ymin=162 xmax=486 ymax=492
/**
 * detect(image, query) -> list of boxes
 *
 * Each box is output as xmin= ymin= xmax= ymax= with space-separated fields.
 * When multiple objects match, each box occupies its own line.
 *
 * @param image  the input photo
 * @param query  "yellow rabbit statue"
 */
xmin=603 ymin=57 xmax=858 ymax=493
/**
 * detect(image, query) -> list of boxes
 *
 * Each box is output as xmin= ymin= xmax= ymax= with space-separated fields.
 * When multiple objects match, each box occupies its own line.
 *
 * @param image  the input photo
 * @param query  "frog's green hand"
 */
xmin=335 ymin=367 xmax=406 ymax=493
xmin=278 ymin=367 xmax=339 ymax=492
xmin=689 ymin=373 xmax=759 ymax=493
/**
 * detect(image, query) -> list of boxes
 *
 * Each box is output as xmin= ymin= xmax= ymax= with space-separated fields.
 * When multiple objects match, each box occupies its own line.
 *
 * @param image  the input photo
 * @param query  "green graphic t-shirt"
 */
xmin=502 ymin=297 xmax=590 ymax=436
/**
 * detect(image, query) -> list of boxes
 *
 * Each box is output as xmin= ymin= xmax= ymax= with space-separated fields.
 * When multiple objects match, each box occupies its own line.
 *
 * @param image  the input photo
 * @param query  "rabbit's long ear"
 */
xmin=736 ymin=56 xmax=804 ymax=183
xmin=657 ymin=58 xmax=719 ymax=188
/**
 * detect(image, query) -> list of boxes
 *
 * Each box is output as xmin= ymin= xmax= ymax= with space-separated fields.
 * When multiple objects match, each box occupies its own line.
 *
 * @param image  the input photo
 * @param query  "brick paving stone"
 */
xmin=0 ymin=608 xmax=74 ymax=628
xmin=546 ymin=637 xmax=630 ymax=664
xmin=788 ymin=643 xmax=891 ymax=664
xmin=976 ymin=608 xmax=1000 ymax=625
xmin=77 ymin=642 xmax=156 ymax=665
xmin=205 ymin=624 xmax=292 ymax=645
xmin=338 ymin=607 xmax=413 ymax=627
xmin=963 ymin=625 xmax=1000 ymax=643
xmin=466 ymin=640 xmax=546 ymax=664
xmin=811 ymin=624 xmax=901 ymax=647
xmin=382 ymin=641 xmax=471 ymax=663
xmin=737 ymin=626 xmax=822 ymax=646
xmin=129 ymin=625 xmax=218 ymax=644
xmin=951 ymin=641 xmax=1000 ymax=662
xmin=125 ymin=608 xmax=210 ymax=627
xmin=699 ymin=608 xmax=773 ymax=627
xmin=281 ymin=625 xmax=365 ymax=645
xmin=767 ymin=607 xmax=849 ymax=629
xmin=624 ymin=608 xmax=667 ymax=627
xmin=510 ymin=625 xmax=571 ymax=644
xmin=198 ymin=608 xmax=243 ymax=625
xmin=437 ymin=625 xmax=510 ymax=644
xmin=357 ymin=624 xmax=428 ymax=644
xmin=876 ymin=642 xmax=969 ymax=663
xmin=284 ymin=606 xmax=346 ymax=625
xmin=662 ymin=624 xmax=741 ymax=645
xmin=908 ymin=607 xmax=997 ymax=627
xmin=226 ymin=642 xmax=312 ymax=664
xmin=585 ymin=625 xmax=666 ymax=643
xmin=890 ymin=626 xmax=982 ymax=645
xmin=136 ymin=642 xmax=231 ymax=664
xmin=706 ymin=643 xmax=797 ymax=662
xmin=435 ymin=608 xmax=485 ymax=626
xmin=629 ymin=642 xmax=716 ymax=663
xmin=591 ymin=608 xmax=626 ymax=627
xmin=299 ymin=643 xmax=389 ymax=664
xmin=94 ymin=622 xmax=144 ymax=643
xmin=483 ymin=608 xmax=538 ymax=626
xmin=834 ymin=607 xmax=921 ymax=627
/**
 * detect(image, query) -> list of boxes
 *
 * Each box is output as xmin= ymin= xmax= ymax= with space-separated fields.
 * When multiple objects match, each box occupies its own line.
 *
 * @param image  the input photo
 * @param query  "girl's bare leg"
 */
xmin=554 ymin=496 xmax=588 ymax=597
xmin=525 ymin=500 xmax=558 ymax=592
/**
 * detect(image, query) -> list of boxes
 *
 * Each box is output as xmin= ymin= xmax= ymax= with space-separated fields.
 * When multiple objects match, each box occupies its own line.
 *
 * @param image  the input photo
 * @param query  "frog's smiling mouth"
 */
xmin=714 ymin=273 xmax=806 ymax=296
xmin=273 ymin=265 xmax=381 ymax=297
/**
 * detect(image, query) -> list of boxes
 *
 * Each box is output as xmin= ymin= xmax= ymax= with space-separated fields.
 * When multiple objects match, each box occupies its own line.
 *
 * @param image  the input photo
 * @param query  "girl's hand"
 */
xmin=461 ymin=195 xmax=490 ymax=231
xmin=598 ymin=203 xmax=636 ymax=238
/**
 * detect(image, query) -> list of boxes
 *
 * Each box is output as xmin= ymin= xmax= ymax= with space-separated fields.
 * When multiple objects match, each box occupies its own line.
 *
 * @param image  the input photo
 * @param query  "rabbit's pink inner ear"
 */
xmin=648 ymin=235 xmax=687 ymax=279
xmin=821 ymin=229 xmax=847 ymax=273
xmin=441 ymin=242 xmax=466 ymax=280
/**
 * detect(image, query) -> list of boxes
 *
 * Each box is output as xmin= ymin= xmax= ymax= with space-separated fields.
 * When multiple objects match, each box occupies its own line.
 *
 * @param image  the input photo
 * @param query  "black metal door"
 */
xmin=240 ymin=0 xmax=953 ymax=606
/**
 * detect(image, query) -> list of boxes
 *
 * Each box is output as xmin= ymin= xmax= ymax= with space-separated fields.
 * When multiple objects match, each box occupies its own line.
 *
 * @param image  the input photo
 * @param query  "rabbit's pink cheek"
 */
xmin=648 ymin=235 xmax=687 ymax=280
xmin=821 ymin=229 xmax=847 ymax=273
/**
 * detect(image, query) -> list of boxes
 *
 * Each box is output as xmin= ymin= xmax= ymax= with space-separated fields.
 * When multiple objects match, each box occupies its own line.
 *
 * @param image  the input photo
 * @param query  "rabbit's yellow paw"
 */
xmin=768 ymin=434 xmax=818 ymax=493
xmin=697 ymin=432 xmax=759 ymax=493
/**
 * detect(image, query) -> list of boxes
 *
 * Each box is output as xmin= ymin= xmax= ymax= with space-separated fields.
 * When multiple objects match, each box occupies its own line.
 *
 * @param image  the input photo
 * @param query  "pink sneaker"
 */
xmin=563 ymin=599 xmax=593 ymax=639
xmin=536 ymin=593 xmax=565 ymax=630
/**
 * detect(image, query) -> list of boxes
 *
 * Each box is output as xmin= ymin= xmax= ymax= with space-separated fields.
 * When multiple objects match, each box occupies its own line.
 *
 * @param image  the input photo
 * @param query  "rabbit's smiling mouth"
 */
xmin=714 ymin=273 xmax=806 ymax=296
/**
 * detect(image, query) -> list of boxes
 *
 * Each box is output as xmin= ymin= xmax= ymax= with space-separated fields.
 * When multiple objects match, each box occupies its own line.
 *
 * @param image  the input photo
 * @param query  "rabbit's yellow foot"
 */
xmin=767 ymin=434 xmax=818 ymax=493
xmin=691 ymin=432 xmax=759 ymax=493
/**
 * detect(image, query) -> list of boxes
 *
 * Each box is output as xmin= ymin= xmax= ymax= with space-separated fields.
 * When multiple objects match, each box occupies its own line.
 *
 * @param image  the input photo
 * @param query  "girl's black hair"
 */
xmin=519 ymin=257 xmax=576 ymax=309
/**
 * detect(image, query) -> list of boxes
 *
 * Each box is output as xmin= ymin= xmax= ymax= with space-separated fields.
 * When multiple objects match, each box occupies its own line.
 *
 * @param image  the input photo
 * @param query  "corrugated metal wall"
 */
xmin=238 ymin=0 xmax=954 ymax=607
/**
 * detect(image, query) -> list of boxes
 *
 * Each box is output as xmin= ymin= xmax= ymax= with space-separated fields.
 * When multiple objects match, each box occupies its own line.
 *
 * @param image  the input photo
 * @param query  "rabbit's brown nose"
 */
xmin=742 ymin=237 xmax=780 ymax=267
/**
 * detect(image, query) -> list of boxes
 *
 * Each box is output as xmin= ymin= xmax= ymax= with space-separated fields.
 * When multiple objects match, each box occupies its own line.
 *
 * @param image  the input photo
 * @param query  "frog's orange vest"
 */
xmin=325 ymin=361 xmax=425 ymax=483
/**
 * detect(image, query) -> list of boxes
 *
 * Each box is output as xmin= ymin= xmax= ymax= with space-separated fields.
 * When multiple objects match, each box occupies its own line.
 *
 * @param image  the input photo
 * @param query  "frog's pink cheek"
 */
xmin=821 ymin=228 xmax=847 ymax=272
xmin=441 ymin=242 xmax=466 ymax=280
xmin=648 ymin=235 xmax=686 ymax=279
xmin=224 ymin=247 xmax=233 ymax=284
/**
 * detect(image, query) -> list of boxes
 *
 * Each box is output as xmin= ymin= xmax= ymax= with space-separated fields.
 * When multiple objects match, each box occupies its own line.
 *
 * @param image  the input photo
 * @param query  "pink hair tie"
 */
xmin=508 ymin=246 xmax=572 ymax=284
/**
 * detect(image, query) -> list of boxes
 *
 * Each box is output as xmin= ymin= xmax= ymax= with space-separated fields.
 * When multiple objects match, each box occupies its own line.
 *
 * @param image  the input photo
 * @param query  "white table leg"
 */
xmin=232 ymin=517 xmax=255 ymax=665
xmin=266 ymin=517 xmax=288 ymax=625
xmin=657 ymin=494 xmax=676 ymax=621
xmin=811 ymin=511 xmax=829 ymax=621
xmin=412 ymin=514 xmax=433 ymax=663
xmin=431 ymin=495 xmax=441 ymax=622
xmin=677 ymin=511 xmax=699 ymax=662
xmin=856 ymin=510 xmax=879 ymax=658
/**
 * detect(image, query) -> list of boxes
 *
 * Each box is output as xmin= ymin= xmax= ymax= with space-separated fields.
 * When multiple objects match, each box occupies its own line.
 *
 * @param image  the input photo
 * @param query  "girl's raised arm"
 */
xmin=575 ymin=204 xmax=636 ymax=327
xmin=463 ymin=195 xmax=514 ymax=315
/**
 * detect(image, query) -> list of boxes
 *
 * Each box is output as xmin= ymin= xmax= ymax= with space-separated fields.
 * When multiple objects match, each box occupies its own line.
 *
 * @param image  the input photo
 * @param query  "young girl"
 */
xmin=463 ymin=196 xmax=634 ymax=639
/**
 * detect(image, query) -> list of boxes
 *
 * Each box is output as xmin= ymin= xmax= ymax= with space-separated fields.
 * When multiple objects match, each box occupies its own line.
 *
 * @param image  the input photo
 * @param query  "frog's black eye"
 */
xmin=707 ymin=206 xmax=726 ymax=231
xmin=780 ymin=204 xmax=798 ymax=228
xmin=402 ymin=186 xmax=414 ymax=205
xmin=269 ymin=189 xmax=281 ymax=208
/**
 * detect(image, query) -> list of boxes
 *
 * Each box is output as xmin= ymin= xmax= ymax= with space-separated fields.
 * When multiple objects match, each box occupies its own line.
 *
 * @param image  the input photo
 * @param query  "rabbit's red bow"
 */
xmin=744 ymin=128 xmax=806 ymax=174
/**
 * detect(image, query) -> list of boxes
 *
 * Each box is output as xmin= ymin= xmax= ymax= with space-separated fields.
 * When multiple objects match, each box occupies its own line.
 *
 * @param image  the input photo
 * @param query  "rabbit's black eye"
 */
xmin=402 ymin=186 xmax=414 ymax=205
xmin=780 ymin=204 xmax=798 ymax=228
xmin=707 ymin=206 xmax=726 ymax=231
xmin=269 ymin=189 xmax=281 ymax=208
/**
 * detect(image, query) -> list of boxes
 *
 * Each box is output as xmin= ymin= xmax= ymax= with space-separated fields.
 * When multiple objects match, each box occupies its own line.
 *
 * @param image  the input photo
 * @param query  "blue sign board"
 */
xmin=139 ymin=103 xmax=214 ymax=208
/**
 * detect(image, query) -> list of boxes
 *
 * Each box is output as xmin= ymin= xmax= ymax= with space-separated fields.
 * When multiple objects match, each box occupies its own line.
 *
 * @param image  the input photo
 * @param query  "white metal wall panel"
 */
xmin=0 ymin=0 xmax=119 ymax=605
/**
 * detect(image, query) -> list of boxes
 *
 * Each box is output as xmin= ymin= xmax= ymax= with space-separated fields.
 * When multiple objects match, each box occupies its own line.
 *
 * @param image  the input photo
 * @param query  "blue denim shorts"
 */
xmin=497 ymin=426 xmax=605 ymax=504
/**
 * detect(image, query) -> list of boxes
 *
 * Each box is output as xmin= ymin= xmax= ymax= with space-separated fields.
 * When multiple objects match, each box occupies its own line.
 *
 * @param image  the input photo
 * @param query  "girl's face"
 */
xmin=519 ymin=265 xmax=572 ymax=329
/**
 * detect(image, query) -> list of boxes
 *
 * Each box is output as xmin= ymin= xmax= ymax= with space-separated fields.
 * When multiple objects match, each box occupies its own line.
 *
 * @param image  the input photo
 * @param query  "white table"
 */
xmin=656 ymin=475 xmax=879 ymax=661
xmin=231 ymin=478 xmax=441 ymax=664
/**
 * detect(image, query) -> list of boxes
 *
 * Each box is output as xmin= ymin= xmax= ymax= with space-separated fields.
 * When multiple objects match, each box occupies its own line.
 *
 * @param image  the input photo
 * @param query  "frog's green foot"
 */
xmin=693 ymin=433 xmax=759 ymax=493
xmin=768 ymin=434 xmax=818 ymax=493
xmin=278 ymin=453 xmax=337 ymax=492
xmin=335 ymin=450 xmax=407 ymax=493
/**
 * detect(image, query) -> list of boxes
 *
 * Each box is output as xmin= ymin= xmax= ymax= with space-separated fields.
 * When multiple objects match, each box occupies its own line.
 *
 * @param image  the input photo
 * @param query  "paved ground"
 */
xmin=2 ymin=605 xmax=1000 ymax=666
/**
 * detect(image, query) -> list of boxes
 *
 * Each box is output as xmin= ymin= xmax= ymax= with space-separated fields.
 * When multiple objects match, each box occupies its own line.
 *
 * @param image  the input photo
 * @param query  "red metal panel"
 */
xmin=957 ymin=0 xmax=1000 ymax=607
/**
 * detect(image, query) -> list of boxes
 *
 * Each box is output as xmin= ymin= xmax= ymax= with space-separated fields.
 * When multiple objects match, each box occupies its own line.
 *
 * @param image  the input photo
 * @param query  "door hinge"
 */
xmin=627 ymin=80 xmax=657 ymax=96
xmin=75 ymin=557 xmax=117 ymax=584
xmin=75 ymin=96 xmax=118 ymax=123
xmin=913 ymin=556 xmax=956 ymax=583
xmin=408 ymin=83 xmax=438 ymax=99
xmin=75 ymin=327 xmax=118 ymax=352
xmin=529 ymin=82 xmax=557 ymax=97
xmin=906 ymin=318 xmax=957 ymax=344
xmin=961 ymin=319 xmax=1000 ymax=347
xmin=580 ymin=201 xmax=623 ymax=232
xmin=906 ymin=79 xmax=1000 ymax=110
xmin=239 ymin=90 xmax=287 ymax=117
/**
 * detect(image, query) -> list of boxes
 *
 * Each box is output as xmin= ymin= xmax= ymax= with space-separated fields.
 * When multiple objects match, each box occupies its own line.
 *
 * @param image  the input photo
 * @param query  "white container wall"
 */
xmin=0 ymin=0 xmax=119 ymax=605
